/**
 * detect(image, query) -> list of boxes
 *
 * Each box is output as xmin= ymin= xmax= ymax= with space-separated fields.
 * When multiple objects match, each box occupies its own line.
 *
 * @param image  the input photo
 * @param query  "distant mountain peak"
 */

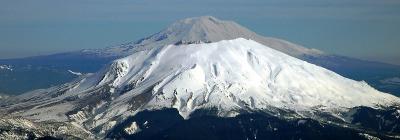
xmin=139 ymin=16 xmax=256 ymax=44
xmin=178 ymin=16 xmax=221 ymax=25
xmin=85 ymin=16 xmax=324 ymax=58
xmin=166 ymin=16 xmax=255 ymax=42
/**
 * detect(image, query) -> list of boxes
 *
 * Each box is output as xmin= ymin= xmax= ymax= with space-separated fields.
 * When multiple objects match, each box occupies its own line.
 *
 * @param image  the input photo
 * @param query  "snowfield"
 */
xmin=1 ymin=38 xmax=399 ymax=136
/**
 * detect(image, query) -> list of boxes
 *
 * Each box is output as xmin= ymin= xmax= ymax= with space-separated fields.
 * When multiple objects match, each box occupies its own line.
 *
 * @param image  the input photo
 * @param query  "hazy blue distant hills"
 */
xmin=0 ymin=52 xmax=115 ymax=95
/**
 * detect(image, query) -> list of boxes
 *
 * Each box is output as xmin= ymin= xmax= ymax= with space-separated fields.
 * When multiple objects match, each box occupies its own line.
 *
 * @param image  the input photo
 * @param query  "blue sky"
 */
xmin=0 ymin=0 xmax=399 ymax=65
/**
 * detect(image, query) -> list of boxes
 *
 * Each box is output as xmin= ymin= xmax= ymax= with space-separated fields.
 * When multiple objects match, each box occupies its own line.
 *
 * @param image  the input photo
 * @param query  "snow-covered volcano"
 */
xmin=84 ymin=16 xmax=323 ymax=58
xmin=1 ymin=38 xmax=398 ymax=138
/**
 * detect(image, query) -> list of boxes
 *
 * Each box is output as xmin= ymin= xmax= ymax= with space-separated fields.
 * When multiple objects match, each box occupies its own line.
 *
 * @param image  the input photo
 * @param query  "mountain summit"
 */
xmin=87 ymin=16 xmax=323 ymax=58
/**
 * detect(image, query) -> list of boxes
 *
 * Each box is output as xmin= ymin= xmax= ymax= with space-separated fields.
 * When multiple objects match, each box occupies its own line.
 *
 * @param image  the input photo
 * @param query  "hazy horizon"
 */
xmin=0 ymin=0 xmax=399 ymax=65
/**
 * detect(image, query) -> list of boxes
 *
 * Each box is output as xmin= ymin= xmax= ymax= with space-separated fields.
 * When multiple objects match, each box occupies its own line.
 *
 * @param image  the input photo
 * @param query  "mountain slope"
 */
xmin=1 ymin=16 xmax=399 ymax=97
xmin=1 ymin=39 xmax=398 ymax=138
xmin=0 ymin=16 xmax=323 ymax=95
xmin=303 ymin=55 xmax=400 ymax=96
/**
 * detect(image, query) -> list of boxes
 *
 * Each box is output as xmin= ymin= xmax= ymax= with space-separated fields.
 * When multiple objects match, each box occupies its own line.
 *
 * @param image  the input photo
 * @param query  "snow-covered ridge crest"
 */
xmin=1 ymin=38 xmax=399 ymax=135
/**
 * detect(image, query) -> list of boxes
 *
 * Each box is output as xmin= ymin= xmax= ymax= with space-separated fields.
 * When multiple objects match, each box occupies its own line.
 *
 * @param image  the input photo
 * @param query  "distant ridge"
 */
xmin=83 ymin=16 xmax=323 ymax=58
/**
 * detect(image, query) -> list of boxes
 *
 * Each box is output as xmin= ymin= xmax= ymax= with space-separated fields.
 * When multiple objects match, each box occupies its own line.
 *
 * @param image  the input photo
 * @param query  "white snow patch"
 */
xmin=124 ymin=122 xmax=141 ymax=135
xmin=68 ymin=70 xmax=83 ymax=76
xmin=393 ymin=110 xmax=400 ymax=119
xmin=143 ymin=121 xmax=149 ymax=128
xmin=358 ymin=133 xmax=380 ymax=140
xmin=69 ymin=111 xmax=87 ymax=123
xmin=0 ymin=65 xmax=13 ymax=71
